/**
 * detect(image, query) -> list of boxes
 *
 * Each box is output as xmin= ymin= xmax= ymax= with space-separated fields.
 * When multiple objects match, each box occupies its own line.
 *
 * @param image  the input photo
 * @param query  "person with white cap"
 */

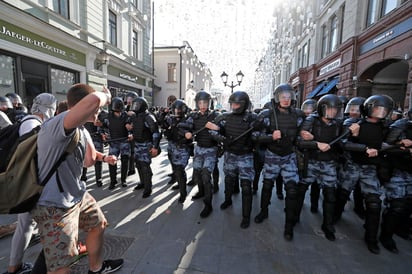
xmin=3 ymin=93 xmax=57 ymax=274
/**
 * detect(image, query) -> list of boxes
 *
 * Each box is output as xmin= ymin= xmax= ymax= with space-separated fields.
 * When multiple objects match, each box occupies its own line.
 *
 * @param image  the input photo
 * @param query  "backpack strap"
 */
xmin=40 ymin=129 xmax=80 ymax=188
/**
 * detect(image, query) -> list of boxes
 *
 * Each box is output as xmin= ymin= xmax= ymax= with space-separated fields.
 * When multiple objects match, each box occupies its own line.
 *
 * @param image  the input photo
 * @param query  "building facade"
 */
xmin=0 ymin=0 xmax=154 ymax=107
xmin=255 ymin=0 xmax=411 ymax=110
xmin=153 ymin=41 xmax=213 ymax=108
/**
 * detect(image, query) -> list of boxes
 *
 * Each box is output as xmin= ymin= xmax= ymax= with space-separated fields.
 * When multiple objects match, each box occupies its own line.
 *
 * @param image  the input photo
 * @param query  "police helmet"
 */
xmin=317 ymin=94 xmax=343 ymax=119
xmin=272 ymin=84 xmax=296 ymax=104
xmin=301 ymin=99 xmax=317 ymax=115
xmin=361 ymin=95 xmax=394 ymax=119
xmin=344 ymin=97 xmax=366 ymax=115
xmin=228 ymin=91 xmax=250 ymax=114
xmin=170 ymin=99 xmax=188 ymax=117
xmin=111 ymin=97 xmax=125 ymax=112
xmin=5 ymin=93 xmax=23 ymax=107
xmin=0 ymin=96 xmax=13 ymax=109
xmin=130 ymin=97 xmax=148 ymax=113
xmin=124 ymin=91 xmax=139 ymax=105
xmin=195 ymin=91 xmax=211 ymax=109
xmin=98 ymin=109 xmax=109 ymax=122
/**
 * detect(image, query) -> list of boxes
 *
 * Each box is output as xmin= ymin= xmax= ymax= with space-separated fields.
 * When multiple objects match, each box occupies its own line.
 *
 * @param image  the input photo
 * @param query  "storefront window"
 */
xmin=51 ymin=68 xmax=76 ymax=101
xmin=0 ymin=54 xmax=16 ymax=95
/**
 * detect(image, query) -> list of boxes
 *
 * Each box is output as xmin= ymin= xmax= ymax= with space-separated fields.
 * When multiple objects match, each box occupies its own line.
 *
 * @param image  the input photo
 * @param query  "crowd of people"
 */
xmin=1 ymin=82 xmax=412 ymax=273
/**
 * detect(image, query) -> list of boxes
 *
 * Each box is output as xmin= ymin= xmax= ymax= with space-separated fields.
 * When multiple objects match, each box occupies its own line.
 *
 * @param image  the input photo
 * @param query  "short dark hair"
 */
xmin=56 ymin=100 xmax=68 ymax=114
xmin=67 ymin=84 xmax=95 ymax=108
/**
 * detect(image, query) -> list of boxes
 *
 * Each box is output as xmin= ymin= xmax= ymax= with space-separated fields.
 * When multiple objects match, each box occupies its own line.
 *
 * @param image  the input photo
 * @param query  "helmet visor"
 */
xmin=197 ymin=99 xmax=209 ymax=111
xmin=370 ymin=106 xmax=389 ymax=119
xmin=321 ymin=105 xmax=343 ymax=120
xmin=345 ymin=104 xmax=361 ymax=116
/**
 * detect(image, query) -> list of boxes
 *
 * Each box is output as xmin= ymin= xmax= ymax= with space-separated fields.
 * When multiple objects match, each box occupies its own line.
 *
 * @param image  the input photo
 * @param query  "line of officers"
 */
xmin=80 ymin=84 xmax=411 ymax=256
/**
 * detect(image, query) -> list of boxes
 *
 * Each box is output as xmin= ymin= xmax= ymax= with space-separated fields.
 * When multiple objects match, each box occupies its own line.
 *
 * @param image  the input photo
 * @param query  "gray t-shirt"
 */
xmin=37 ymin=112 xmax=88 ymax=208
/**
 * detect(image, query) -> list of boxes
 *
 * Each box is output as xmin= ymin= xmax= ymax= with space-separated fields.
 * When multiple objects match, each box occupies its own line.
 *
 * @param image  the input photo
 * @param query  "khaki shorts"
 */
xmin=32 ymin=192 xmax=107 ymax=271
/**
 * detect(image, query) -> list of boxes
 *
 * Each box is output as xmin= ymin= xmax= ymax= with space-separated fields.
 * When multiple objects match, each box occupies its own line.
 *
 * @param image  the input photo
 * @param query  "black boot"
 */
xmin=353 ymin=183 xmax=365 ymax=219
xmin=253 ymin=155 xmax=263 ymax=195
xmin=200 ymin=168 xmax=213 ymax=218
xmin=220 ymin=176 xmax=235 ymax=209
xmin=310 ymin=182 xmax=320 ymax=213
xmin=379 ymin=199 xmax=406 ymax=254
xmin=334 ymin=187 xmax=351 ymax=223
xmin=240 ymin=180 xmax=252 ymax=229
xmin=120 ymin=156 xmax=129 ymax=187
xmin=175 ymin=166 xmax=187 ymax=203
xmin=128 ymin=146 xmax=136 ymax=175
xmin=95 ymin=160 xmax=103 ymax=187
xmin=395 ymin=197 xmax=412 ymax=239
xmin=321 ymin=187 xmax=336 ymax=241
xmin=254 ymin=179 xmax=273 ymax=223
xmin=233 ymin=175 xmax=240 ymax=194
xmin=213 ymin=163 xmax=219 ymax=193
xmin=191 ymin=169 xmax=204 ymax=200
xmin=108 ymin=164 xmax=118 ymax=190
xmin=364 ymin=194 xmax=382 ymax=254
xmin=295 ymin=183 xmax=308 ymax=223
xmin=276 ymin=176 xmax=284 ymax=200
xmin=134 ymin=161 xmax=144 ymax=190
xmin=168 ymin=164 xmax=177 ymax=185
xmin=140 ymin=162 xmax=153 ymax=198
xmin=284 ymin=181 xmax=299 ymax=241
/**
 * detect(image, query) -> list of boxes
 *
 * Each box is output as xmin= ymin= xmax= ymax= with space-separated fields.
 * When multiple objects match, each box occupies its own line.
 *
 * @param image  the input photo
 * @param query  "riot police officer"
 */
xmin=129 ymin=97 xmax=161 ymax=198
xmin=252 ymin=84 xmax=305 ymax=240
xmin=337 ymin=94 xmax=394 ymax=254
xmin=83 ymin=110 xmax=108 ymax=187
xmin=300 ymin=99 xmax=319 ymax=213
xmin=124 ymin=91 xmax=139 ymax=176
xmin=162 ymin=100 xmax=192 ymax=203
xmin=340 ymin=97 xmax=367 ymax=219
xmin=378 ymin=108 xmax=412 ymax=253
xmin=298 ymin=94 xmax=344 ymax=241
xmin=179 ymin=91 xmax=220 ymax=218
xmin=207 ymin=91 xmax=259 ymax=229
xmin=104 ymin=97 xmax=132 ymax=190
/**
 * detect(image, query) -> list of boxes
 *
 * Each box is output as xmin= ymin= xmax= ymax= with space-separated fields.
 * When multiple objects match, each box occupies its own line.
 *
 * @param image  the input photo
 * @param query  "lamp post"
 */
xmin=220 ymin=70 xmax=244 ymax=93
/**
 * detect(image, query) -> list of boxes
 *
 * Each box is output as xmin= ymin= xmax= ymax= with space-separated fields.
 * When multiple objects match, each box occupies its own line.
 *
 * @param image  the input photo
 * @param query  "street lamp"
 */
xmin=220 ymin=70 xmax=244 ymax=93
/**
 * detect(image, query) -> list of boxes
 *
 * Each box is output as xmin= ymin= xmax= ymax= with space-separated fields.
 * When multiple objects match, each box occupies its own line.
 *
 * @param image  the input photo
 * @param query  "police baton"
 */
xmin=328 ymin=120 xmax=362 ymax=146
xmin=231 ymin=127 xmax=255 ymax=143
xmin=328 ymin=130 xmax=351 ymax=146
xmin=378 ymin=144 xmax=402 ymax=152
xmin=103 ymin=137 xmax=129 ymax=144
xmin=192 ymin=126 xmax=207 ymax=136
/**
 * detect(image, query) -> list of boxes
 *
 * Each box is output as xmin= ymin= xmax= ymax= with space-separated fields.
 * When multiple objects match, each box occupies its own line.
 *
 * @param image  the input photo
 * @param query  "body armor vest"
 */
xmin=193 ymin=111 xmax=216 ymax=147
xmin=84 ymin=122 xmax=102 ymax=142
xmin=350 ymin=121 xmax=385 ymax=165
xmin=309 ymin=118 xmax=340 ymax=161
xmin=224 ymin=113 xmax=253 ymax=155
xmin=132 ymin=113 xmax=151 ymax=142
xmin=387 ymin=120 xmax=412 ymax=172
xmin=108 ymin=112 xmax=128 ymax=139
xmin=267 ymin=108 xmax=298 ymax=156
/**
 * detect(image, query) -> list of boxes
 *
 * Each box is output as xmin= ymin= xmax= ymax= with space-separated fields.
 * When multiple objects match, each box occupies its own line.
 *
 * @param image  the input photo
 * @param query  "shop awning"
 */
xmin=306 ymin=82 xmax=325 ymax=99
xmin=316 ymin=78 xmax=339 ymax=97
